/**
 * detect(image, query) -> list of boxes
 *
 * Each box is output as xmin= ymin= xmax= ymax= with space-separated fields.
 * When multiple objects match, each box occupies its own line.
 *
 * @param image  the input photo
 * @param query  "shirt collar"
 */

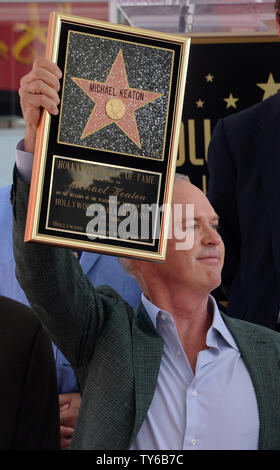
xmin=207 ymin=296 xmax=239 ymax=352
xmin=141 ymin=293 xmax=162 ymax=329
xmin=141 ymin=293 xmax=239 ymax=352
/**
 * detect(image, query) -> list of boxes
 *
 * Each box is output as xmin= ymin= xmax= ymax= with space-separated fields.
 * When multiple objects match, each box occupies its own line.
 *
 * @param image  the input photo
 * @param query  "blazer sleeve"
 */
xmin=14 ymin=320 xmax=60 ymax=450
xmin=207 ymin=118 xmax=241 ymax=297
xmin=12 ymin=171 xmax=110 ymax=377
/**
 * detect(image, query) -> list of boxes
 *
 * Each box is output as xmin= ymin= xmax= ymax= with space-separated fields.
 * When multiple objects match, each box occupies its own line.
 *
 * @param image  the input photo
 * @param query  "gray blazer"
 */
xmin=12 ymin=175 xmax=280 ymax=450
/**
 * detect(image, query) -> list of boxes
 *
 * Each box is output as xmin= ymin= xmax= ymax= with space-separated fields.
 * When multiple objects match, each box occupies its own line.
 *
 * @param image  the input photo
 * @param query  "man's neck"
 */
xmin=141 ymin=278 xmax=213 ymax=373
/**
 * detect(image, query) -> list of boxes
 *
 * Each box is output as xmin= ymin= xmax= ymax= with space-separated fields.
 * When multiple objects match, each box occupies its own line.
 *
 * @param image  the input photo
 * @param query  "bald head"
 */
xmin=172 ymin=178 xmax=209 ymax=205
xmin=120 ymin=178 xmax=224 ymax=300
xmin=171 ymin=179 xmax=219 ymax=233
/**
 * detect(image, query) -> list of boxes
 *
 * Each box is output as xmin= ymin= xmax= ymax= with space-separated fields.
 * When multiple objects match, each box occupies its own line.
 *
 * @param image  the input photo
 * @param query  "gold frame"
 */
xmin=25 ymin=11 xmax=190 ymax=261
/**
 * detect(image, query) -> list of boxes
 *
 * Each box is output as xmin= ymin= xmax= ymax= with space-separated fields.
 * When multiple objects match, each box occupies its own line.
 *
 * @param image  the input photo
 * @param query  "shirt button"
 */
xmin=190 ymin=439 xmax=197 ymax=446
xmin=161 ymin=314 xmax=166 ymax=320
xmin=192 ymin=391 xmax=198 ymax=397
xmin=177 ymin=350 xmax=182 ymax=356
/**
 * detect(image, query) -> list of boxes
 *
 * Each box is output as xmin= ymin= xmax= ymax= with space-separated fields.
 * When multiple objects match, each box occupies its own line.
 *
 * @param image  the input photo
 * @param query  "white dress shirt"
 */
xmin=130 ymin=295 xmax=259 ymax=450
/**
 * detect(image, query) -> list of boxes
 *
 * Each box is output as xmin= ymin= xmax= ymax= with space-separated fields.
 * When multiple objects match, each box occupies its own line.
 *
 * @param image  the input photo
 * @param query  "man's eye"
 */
xmin=185 ymin=224 xmax=198 ymax=231
xmin=211 ymin=224 xmax=220 ymax=231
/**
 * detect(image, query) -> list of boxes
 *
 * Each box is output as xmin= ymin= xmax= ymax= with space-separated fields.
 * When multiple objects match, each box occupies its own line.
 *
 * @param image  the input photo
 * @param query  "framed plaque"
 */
xmin=25 ymin=11 xmax=190 ymax=261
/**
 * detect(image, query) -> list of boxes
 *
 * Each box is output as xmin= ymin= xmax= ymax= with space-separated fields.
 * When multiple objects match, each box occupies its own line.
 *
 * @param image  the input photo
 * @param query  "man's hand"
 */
xmin=59 ymin=392 xmax=81 ymax=449
xmin=18 ymin=57 xmax=62 ymax=153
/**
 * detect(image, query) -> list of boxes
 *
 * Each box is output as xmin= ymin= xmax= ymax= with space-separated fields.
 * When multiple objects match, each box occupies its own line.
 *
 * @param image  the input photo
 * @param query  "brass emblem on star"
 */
xmin=106 ymin=98 xmax=126 ymax=120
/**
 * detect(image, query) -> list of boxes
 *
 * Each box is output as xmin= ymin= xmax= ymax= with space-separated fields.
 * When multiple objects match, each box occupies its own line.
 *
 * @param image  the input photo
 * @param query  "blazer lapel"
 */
xmin=222 ymin=313 xmax=280 ymax=449
xmin=129 ymin=303 xmax=163 ymax=447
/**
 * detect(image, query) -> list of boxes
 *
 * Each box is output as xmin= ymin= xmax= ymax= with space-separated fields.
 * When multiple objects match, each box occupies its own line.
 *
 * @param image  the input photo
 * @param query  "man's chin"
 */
xmin=207 ymin=273 xmax=222 ymax=292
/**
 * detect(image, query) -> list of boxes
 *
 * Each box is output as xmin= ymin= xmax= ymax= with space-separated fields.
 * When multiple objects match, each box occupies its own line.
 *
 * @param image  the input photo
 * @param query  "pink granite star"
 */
xmin=71 ymin=49 xmax=162 ymax=148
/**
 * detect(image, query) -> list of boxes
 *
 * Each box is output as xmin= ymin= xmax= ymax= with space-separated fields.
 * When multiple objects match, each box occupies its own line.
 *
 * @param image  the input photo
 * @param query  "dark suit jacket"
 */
xmin=207 ymin=92 xmax=280 ymax=329
xmin=12 ymin=175 xmax=280 ymax=450
xmin=0 ymin=295 xmax=60 ymax=449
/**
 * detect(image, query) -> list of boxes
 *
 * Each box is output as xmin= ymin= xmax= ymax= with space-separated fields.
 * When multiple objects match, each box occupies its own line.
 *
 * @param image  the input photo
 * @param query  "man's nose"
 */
xmin=202 ymin=226 xmax=222 ymax=245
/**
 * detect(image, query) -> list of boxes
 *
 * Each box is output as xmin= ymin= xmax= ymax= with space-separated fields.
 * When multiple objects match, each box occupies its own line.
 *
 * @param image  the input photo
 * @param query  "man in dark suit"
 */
xmin=0 ymin=183 xmax=141 ymax=448
xmin=0 ymin=295 xmax=60 ymax=449
xmin=207 ymin=1 xmax=280 ymax=331
xmin=12 ymin=57 xmax=280 ymax=450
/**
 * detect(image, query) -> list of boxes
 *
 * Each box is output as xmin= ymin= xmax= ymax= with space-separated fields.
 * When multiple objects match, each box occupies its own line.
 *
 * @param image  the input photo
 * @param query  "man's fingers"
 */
xmin=22 ymin=78 xmax=61 ymax=100
xmin=20 ymin=80 xmax=60 ymax=105
xmin=21 ymin=66 xmax=61 ymax=92
xmin=20 ymin=90 xmax=59 ymax=115
xmin=60 ymin=437 xmax=72 ymax=449
xmin=32 ymin=57 xmax=62 ymax=86
xmin=60 ymin=425 xmax=74 ymax=437
xmin=60 ymin=403 xmax=70 ymax=413
xmin=59 ymin=393 xmax=72 ymax=406
xmin=33 ymin=56 xmax=62 ymax=77
xmin=19 ymin=57 xmax=62 ymax=116
xmin=60 ymin=410 xmax=74 ymax=427
xmin=60 ymin=426 xmax=74 ymax=449
xmin=18 ymin=58 xmax=62 ymax=152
